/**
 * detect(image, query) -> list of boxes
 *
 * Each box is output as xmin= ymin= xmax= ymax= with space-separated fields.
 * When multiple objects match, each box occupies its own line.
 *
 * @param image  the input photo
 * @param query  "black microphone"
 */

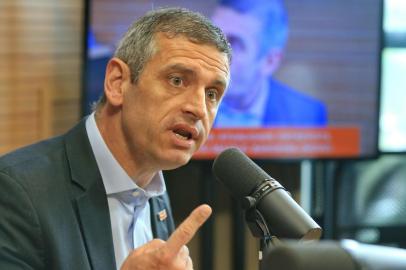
xmin=212 ymin=147 xmax=322 ymax=241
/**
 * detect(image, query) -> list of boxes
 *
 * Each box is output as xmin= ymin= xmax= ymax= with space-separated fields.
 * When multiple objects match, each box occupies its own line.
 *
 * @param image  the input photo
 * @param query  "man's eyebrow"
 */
xmin=163 ymin=63 xmax=229 ymax=88
xmin=212 ymin=78 xmax=228 ymax=90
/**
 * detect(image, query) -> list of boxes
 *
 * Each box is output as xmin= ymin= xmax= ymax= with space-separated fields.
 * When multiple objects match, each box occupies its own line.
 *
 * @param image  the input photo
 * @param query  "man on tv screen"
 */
xmin=212 ymin=0 xmax=327 ymax=127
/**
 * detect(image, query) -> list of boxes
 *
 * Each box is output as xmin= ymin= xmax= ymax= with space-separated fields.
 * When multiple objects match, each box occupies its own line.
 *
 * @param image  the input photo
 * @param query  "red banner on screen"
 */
xmin=194 ymin=127 xmax=360 ymax=159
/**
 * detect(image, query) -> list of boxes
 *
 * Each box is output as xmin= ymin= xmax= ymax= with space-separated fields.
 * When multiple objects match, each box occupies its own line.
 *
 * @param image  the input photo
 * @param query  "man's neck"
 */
xmin=224 ymin=77 xmax=268 ymax=111
xmin=225 ymin=78 xmax=269 ymax=115
xmin=94 ymin=109 xmax=156 ymax=189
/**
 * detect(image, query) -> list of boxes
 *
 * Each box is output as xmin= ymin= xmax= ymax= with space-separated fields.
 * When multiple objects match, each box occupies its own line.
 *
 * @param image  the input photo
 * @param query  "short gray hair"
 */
xmin=94 ymin=7 xmax=231 ymax=110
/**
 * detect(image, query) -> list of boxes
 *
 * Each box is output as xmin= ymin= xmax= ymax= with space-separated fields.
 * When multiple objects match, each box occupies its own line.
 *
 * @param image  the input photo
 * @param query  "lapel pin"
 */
xmin=157 ymin=209 xmax=167 ymax=221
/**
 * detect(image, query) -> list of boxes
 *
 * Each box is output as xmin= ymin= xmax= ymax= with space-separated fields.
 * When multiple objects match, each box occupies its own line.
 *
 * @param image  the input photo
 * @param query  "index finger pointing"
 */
xmin=163 ymin=204 xmax=212 ymax=258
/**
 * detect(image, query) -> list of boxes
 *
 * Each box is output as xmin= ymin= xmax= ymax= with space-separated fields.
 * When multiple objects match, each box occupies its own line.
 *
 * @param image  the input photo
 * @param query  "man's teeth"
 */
xmin=175 ymin=133 xmax=189 ymax=140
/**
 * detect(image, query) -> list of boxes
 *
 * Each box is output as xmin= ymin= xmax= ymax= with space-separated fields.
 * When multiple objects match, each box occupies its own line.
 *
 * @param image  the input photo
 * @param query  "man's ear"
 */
xmin=260 ymin=48 xmax=283 ymax=76
xmin=104 ymin=57 xmax=132 ymax=107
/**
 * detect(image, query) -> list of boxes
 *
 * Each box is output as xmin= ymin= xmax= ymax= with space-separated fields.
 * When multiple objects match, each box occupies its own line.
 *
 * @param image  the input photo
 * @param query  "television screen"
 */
xmin=83 ymin=0 xmax=382 ymax=159
xmin=379 ymin=0 xmax=406 ymax=153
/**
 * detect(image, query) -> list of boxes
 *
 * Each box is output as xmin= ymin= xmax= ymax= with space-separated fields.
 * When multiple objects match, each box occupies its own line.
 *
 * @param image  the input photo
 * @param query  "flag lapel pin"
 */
xmin=157 ymin=209 xmax=167 ymax=221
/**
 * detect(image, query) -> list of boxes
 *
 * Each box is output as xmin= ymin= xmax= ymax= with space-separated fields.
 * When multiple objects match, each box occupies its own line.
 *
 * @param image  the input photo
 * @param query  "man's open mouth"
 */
xmin=173 ymin=128 xmax=192 ymax=140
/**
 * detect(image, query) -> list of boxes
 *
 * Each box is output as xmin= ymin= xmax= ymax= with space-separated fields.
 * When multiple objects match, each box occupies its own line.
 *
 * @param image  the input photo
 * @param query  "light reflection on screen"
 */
xmin=379 ymin=49 xmax=406 ymax=152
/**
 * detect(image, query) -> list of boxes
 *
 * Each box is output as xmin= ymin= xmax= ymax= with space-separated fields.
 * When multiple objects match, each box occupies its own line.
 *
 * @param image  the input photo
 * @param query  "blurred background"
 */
xmin=1 ymin=0 xmax=406 ymax=269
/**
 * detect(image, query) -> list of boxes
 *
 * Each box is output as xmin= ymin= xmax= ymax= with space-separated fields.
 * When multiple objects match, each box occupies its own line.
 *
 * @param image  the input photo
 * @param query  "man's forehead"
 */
xmin=154 ymin=33 xmax=228 ymax=58
xmin=153 ymin=33 xmax=230 ymax=75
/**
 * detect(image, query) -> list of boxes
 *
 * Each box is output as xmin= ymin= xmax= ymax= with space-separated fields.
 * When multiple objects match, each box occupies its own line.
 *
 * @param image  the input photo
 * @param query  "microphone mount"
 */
xmin=242 ymin=179 xmax=286 ymax=255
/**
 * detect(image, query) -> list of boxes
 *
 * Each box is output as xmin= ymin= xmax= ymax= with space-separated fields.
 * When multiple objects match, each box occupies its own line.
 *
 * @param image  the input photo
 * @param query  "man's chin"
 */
xmin=161 ymin=151 xmax=193 ymax=170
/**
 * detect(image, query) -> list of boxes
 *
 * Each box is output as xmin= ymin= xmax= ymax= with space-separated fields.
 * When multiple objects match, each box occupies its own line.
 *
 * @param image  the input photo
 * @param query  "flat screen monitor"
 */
xmin=83 ymin=0 xmax=382 ymax=159
xmin=378 ymin=0 xmax=406 ymax=153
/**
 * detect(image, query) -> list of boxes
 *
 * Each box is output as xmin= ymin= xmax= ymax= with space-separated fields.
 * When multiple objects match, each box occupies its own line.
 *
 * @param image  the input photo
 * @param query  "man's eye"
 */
xmin=169 ymin=76 xmax=183 ymax=87
xmin=207 ymin=89 xmax=219 ymax=102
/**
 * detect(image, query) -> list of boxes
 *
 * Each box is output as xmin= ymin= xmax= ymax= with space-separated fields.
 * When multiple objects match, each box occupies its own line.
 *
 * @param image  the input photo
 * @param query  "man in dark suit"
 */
xmin=0 ymin=8 xmax=231 ymax=270
xmin=212 ymin=0 xmax=327 ymax=127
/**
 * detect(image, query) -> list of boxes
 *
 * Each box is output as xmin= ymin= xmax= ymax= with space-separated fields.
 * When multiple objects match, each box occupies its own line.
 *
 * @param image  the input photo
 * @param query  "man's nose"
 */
xmin=182 ymin=88 xmax=207 ymax=120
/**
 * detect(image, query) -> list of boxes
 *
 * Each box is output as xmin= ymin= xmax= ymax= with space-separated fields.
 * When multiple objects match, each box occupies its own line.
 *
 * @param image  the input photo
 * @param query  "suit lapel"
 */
xmin=65 ymin=119 xmax=116 ymax=270
xmin=75 ymin=183 xmax=115 ymax=270
xmin=150 ymin=194 xmax=175 ymax=240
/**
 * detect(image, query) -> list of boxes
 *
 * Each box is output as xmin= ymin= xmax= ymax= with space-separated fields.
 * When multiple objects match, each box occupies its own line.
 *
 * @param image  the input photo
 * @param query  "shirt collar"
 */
xmin=85 ymin=112 xmax=166 ymax=197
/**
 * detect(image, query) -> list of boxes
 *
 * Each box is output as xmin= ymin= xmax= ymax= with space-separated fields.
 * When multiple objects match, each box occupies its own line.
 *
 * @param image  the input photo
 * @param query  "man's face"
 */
xmin=121 ymin=33 xmax=229 ymax=170
xmin=212 ymin=7 xmax=264 ymax=100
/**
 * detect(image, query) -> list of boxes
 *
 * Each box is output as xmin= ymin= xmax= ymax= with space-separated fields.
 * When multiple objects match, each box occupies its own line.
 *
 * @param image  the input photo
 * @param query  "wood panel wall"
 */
xmin=0 ymin=0 xmax=84 ymax=154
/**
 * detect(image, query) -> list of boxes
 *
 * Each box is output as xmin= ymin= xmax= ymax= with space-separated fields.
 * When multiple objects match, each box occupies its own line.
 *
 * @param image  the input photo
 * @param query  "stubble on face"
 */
xmin=118 ymin=33 xmax=230 ymax=177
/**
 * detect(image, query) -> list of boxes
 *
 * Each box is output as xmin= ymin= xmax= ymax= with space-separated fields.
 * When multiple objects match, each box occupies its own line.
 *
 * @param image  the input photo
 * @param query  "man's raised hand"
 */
xmin=120 ymin=204 xmax=212 ymax=270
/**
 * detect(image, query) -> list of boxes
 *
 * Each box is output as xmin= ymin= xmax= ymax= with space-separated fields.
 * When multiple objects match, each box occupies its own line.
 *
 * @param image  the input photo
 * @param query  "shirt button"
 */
xmin=132 ymin=190 xmax=140 ymax=197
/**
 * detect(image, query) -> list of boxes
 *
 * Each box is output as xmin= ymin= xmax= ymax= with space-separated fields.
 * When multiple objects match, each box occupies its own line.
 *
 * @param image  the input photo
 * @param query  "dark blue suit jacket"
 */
xmin=263 ymin=80 xmax=327 ymax=126
xmin=215 ymin=79 xmax=327 ymax=127
xmin=0 ymin=118 xmax=175 ymax=270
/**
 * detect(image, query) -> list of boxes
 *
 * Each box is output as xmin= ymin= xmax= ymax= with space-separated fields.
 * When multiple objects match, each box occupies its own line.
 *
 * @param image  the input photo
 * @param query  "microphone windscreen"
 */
xmin=212 ymin=147 xmax=272 ymax=198
xmin=212 ymin=147 xmax=322 ymax=241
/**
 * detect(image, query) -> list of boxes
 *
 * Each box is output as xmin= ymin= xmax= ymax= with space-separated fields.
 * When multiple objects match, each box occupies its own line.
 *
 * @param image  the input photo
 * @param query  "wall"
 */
xmin=0 ymin=0 xmax=84 ymax=154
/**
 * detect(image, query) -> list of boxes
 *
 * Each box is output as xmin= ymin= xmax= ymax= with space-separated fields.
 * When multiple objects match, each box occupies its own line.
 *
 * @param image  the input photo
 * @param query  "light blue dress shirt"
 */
xmin=86 ymin=113 xmax=165 ymax=270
